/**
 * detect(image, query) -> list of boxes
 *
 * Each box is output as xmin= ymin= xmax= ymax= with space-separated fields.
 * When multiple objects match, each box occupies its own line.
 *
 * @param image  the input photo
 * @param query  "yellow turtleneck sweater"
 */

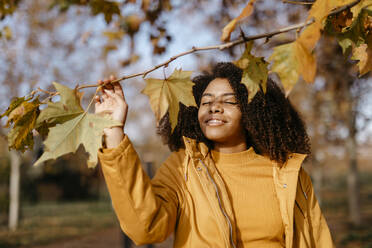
xmin=211 ymin=148 xmax=285 ymax=248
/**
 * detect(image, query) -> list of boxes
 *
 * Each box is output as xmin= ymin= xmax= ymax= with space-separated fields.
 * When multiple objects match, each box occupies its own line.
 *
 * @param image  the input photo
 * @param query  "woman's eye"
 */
xmin=224 ymin=101 xmax=238 ymax=105
xmin=201 ymin=102 xmax=211 ymax=105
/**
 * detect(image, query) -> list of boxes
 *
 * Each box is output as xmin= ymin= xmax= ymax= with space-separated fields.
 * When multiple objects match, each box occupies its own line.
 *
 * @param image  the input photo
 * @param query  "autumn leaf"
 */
xmin=234 ymin=42 xmax=268 ymax=102
xmin=326 ymin=3 xmax=372 ymax=54
xmin=142 ymin=69 xmax=196 ymax=131
xmin=298 ymin=22 xmax=322 ymax=51
xmin=36 ymin=82 xmax=84 ymax=129
xmin=351 ymin=42 xmax=372 ymax=75
xmin=269 ymin=40 xmax=316 ymax=95
xmin=1 ymin=96 xmax=29 ymax=121
xmin=301 ymin=0 xmax=355 ymax=51
xmin=221 ymin=0 xmax=256 ymax=42
xmin=6 ymin=98 xmax=41 ymax=152
xmin=34 ymin=113 xmax=122 ymax=168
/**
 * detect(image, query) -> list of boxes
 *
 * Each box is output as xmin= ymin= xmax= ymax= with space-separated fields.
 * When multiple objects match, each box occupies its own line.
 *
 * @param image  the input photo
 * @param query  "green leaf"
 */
xmin=36 ymin=82 xmax=84 ymax=129
xmin=234 ymin=42 xmax=268 ymax=102
xmin=34 ymin=113 xmax=122 ymax=168
xmin=142 ymin=69 xmax=196 ymax=131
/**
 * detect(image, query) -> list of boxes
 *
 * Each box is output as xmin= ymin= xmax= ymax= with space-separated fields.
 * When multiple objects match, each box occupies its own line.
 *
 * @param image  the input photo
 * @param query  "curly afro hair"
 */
xmin=157 ymin=62 xmax=310 ymax=164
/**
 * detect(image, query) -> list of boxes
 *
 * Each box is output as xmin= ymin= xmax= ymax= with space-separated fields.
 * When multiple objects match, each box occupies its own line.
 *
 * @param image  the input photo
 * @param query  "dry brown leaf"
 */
xmin=352 ymin=43 xmax=372 ymax=76
xmin=221 ymin=0 xmax=256 ymax=42
xmin=332 ymin=9 xmax=354 ymax=32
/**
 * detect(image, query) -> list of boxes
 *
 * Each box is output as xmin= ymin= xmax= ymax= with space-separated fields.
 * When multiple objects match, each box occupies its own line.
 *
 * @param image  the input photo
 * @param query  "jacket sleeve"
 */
xmin=98 ymin=135 xmax=183 ymax=245
xmin=299 ymin=168 xmax=335 ymax=248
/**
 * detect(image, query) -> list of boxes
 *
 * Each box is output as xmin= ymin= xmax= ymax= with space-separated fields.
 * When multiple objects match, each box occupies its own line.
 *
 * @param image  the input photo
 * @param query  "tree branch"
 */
xmin=40 ymin=0 xmax=362 ymax=93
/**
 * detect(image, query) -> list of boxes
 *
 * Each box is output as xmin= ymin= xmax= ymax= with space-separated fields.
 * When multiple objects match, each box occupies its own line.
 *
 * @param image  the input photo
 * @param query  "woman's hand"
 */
xmin=95 ymin=75 xmax=127 ymax=148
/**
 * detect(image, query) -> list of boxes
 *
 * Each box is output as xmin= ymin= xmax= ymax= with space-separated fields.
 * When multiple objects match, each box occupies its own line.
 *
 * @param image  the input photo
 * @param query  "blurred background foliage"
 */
xmin=0 ymin=0 xmax=371 ymax=247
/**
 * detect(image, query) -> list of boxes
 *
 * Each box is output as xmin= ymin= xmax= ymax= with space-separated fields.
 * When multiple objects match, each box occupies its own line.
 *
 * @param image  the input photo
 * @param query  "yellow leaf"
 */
xmin=34 ymin=113 xmax=121 ymax=168
xmin=234 ymin=42 xmax=268 ymax=101
xmin=298 ymin=22 xmax=322 ymax=51
xmin=269 ymin=41 xmax=316 ymax=95
xmin=142 ymin=69 xmax=196 ymax=131
xmin=221 ymin=0 xmax=256 ymax=42
xmin=296 ymin=40 xmax=317 ymax=83
xmin=269 ymin=42 xmax=299 ymax=95
xmin=351 ymin=43 xmax=372 ymax=75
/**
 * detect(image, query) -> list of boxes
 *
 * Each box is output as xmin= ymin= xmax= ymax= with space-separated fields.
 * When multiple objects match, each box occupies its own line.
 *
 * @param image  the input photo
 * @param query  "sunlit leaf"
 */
xmin=6 ymin=99 xmax=41 ymax=152
xmin=1 ymin=96 xmax=28 ymax=120
xmin=351 ymin=41 xmax=372 ymax=75
xmin=142 ymin=69 xmax=196 ymax=131
xmin=269 ymin=40 xmax=316 ymax=95
xmin=36 ymin=82 xmax=84 ymax=129
xmin=221 ymin=0 xmax=256 ymax=42
xmin=298 ymin=22 xmax=322 ymax=51
xmin=234 ymin=42 xmax=268 ymax=101
xmin=34 ymin=113 xmax=122 ymax=168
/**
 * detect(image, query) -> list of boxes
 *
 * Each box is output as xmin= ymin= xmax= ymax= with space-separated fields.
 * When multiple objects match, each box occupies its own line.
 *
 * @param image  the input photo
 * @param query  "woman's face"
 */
xmin=198 ymin=78 xmax=246 ymax=151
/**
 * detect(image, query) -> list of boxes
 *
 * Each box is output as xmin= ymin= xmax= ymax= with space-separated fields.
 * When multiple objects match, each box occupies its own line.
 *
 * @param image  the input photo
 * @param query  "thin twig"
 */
xmin=282 ymin=0 xmax=314 ymax=5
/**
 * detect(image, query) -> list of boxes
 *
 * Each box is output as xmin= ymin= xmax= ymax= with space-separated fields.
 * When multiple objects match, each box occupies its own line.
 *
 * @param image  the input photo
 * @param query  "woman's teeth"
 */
xmin=207 ymin=119 xmax=224 ymax=125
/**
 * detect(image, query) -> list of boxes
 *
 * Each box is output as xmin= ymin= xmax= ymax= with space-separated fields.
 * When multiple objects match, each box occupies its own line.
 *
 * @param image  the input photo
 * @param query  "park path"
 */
xmin=31 ymin=227 xmax=172 ymax=248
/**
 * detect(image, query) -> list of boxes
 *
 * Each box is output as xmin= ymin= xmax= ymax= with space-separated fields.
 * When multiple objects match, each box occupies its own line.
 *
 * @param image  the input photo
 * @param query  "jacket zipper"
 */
xmin=199 ymin=159 xmax=237 ymax=248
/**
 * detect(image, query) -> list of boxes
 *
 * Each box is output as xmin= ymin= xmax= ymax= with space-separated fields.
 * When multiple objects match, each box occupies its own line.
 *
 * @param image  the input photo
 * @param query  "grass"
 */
xmin=0 ymin=201 xmax=117 ymax=247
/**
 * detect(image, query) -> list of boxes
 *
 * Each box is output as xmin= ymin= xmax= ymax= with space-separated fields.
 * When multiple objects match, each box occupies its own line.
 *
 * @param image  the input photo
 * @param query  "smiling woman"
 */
xmin=198 ymin=78 xmax=246 ymax=153
xmin=95 ymin=62 xmax=334 ymax=248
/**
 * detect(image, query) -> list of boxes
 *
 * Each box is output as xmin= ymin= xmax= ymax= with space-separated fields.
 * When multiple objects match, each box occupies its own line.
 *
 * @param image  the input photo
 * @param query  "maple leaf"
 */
xmin=6 ymin=98 xmax=41 ymax=152
xmin=142 ymin=69 xmax=196 ymax=131
xmin=269 ymin=40 xmax=316 ymax=95
xmin=34 ymin=113 xmax=121 ymax=168
xmin=234 ymin=42 xmax=268 ymax=102
xmin=36 ymin=82 xmax=84 ymax=129
xmin=351 ymin=42 xmax=372 ymax=75
xmin=221 ymin=0 xmax=256 ymax=42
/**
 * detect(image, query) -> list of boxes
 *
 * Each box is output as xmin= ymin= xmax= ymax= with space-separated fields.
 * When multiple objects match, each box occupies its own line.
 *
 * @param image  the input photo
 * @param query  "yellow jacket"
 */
xmin=98 ymin=135 xmax=334 ymax=248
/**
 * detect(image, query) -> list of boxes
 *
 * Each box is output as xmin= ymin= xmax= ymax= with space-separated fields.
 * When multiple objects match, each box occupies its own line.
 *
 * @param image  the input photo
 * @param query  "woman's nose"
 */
xmin=209 ymin=101 xmax=223 ymax=113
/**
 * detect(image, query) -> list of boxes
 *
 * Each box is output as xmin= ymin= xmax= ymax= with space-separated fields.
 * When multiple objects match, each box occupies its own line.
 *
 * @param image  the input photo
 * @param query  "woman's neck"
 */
xmin=213 ymin=141 xmax=247 ymax=153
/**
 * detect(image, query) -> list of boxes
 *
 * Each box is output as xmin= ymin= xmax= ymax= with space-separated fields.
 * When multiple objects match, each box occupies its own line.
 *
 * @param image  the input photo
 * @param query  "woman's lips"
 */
xmin=205 ymin=118 xmax=226 ymax=126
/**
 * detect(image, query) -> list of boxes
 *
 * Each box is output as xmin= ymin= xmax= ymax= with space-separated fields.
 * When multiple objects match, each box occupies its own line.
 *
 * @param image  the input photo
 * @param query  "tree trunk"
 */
xmin=9 ymin=150 xmax=21 ymax=231
xmin=346 ymin=109 xmax=361 ymax=226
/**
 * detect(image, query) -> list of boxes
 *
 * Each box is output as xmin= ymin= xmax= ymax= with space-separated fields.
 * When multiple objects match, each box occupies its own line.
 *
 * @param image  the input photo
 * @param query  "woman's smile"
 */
xmin=205 ymin=116 xmax=226 ymax=126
